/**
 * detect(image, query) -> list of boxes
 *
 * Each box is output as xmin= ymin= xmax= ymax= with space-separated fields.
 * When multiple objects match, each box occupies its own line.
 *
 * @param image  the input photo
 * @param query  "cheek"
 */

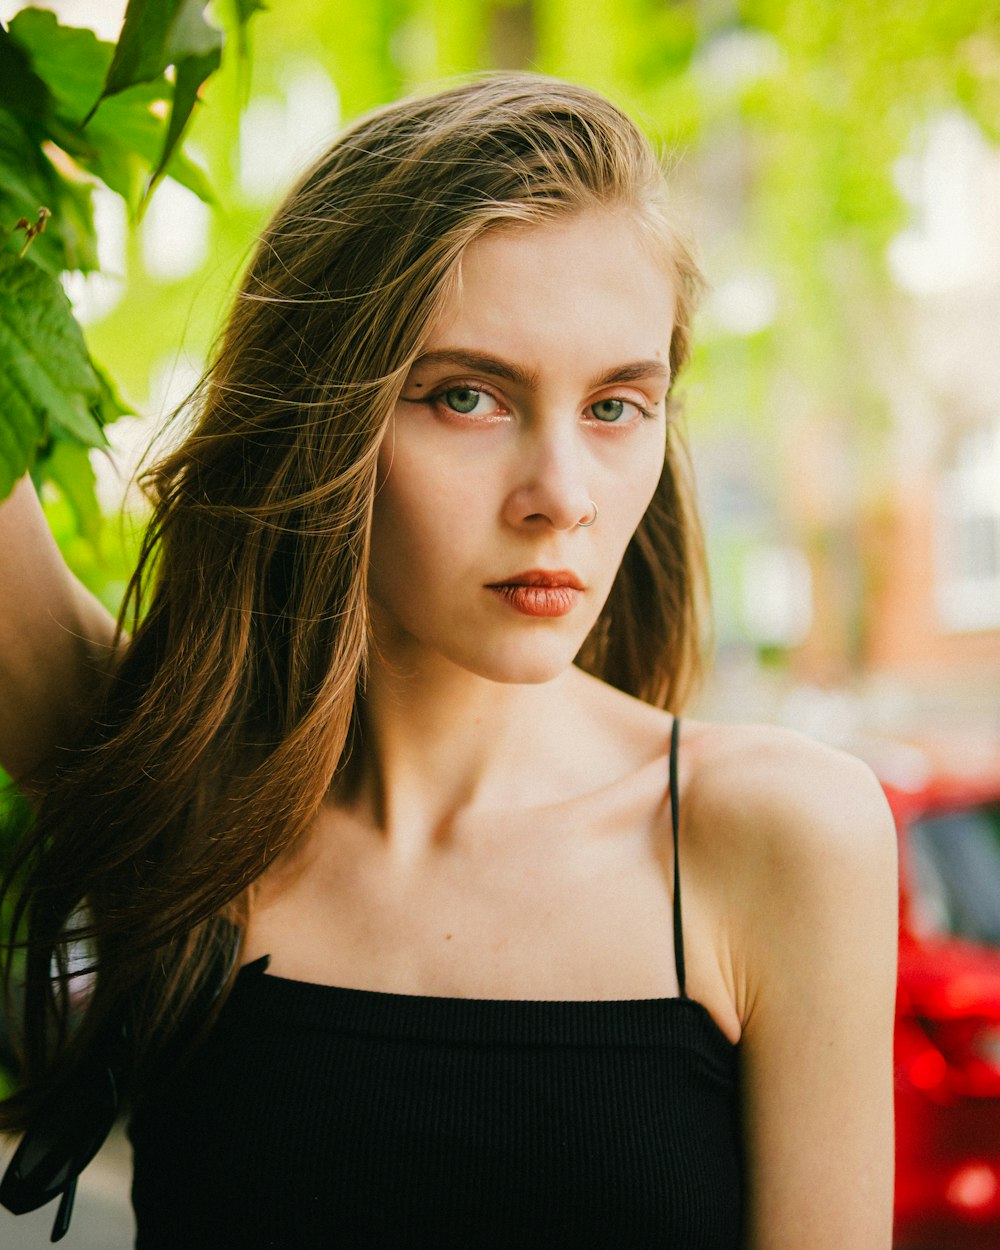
xmin=607 ymin=447 xmax=665 ymax=545
xmin=369 ymin=478 xmax=425 ymax=597
xmin=369 ymin=445 xmax=482 ymax=600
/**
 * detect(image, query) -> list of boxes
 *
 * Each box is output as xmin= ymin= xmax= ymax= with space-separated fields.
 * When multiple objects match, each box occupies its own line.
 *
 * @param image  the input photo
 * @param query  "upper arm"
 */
xmin=0 ymin=474 xmax=119 ymax=790
xmin=723 ymin=733 xmax=898 ymax=1249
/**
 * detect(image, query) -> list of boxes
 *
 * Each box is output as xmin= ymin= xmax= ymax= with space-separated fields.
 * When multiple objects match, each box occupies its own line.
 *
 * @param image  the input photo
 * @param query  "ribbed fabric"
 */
xmin=129 ymin=719 xmax=743 ymax=1248
xmin=129 ymin=966 xmax=742 ymax=1250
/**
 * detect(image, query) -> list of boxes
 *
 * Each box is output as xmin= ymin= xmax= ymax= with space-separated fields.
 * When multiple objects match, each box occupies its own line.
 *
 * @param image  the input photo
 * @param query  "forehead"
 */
xmin=426 ymin=210 xmax=676 ymax=374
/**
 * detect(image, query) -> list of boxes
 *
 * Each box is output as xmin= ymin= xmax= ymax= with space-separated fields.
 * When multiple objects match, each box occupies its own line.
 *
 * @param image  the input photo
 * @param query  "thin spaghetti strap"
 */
xmin=669 ymin=716 xmax=687 ymax=1000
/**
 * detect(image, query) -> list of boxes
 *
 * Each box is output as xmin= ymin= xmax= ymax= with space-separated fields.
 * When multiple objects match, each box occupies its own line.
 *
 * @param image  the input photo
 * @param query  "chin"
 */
xmin=469 ymin=647 xmax=580 ymax=687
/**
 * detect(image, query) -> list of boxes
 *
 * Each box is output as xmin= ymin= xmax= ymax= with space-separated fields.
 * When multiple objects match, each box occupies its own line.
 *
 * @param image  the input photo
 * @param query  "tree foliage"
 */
xmin=0 ymin=1 xmax=262 ymax=518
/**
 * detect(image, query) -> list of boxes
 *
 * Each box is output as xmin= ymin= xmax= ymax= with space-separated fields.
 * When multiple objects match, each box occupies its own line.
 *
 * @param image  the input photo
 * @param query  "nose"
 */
xmin=502 ymin=422 xmax=594 ymax=533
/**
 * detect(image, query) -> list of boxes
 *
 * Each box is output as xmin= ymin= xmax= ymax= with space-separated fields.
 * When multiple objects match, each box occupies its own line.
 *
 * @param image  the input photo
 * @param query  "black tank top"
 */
xmin=129 ymin=719 xmax=743 ymax=1248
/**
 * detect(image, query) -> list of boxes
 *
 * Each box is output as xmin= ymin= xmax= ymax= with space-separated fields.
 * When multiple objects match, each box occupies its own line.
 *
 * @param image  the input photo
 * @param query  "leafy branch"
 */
xmin=0 ymin=1 xmax=263 ymax=515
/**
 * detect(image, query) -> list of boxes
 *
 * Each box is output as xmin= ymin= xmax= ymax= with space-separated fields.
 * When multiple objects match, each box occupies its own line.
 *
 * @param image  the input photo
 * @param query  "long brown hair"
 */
xmin=1 ymin=72 xmax=708 ymax=1128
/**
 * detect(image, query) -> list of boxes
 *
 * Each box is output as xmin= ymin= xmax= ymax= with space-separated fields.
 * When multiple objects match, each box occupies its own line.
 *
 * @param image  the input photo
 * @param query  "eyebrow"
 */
xmin=407 ymin=349 xmax=670 ymax=391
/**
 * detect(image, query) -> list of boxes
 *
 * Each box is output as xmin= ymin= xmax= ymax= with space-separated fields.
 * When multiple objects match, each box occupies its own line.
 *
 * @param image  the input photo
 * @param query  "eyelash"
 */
xmin=588 ymin=396 xmax=656 ymax=424
xmin=408 ymin=383 xmax=657 ymax=425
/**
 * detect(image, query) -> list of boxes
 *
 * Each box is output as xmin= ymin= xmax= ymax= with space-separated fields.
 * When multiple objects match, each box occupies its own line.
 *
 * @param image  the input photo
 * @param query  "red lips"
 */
xmin=487 ymin=569 xmax=584 ymax=590
xmin=485 ymin=570 xmax=584 ymax=618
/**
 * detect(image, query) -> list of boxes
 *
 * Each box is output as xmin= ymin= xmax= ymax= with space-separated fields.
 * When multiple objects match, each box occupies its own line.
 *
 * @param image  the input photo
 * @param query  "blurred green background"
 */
xmin=5 ymin=0 xmax=1000 ymax=768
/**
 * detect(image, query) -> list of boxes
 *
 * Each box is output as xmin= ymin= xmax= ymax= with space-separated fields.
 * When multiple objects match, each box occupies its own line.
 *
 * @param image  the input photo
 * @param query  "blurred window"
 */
xmin=888 ymin=109 xmax=1000 ymax=295
xmin=935 ymin=421 xmax=1000 ymax=632
xmin=907 ymin=803 xmax=1000 ymax=946
xmin=740 ymin=543 xmax=813 ymax=648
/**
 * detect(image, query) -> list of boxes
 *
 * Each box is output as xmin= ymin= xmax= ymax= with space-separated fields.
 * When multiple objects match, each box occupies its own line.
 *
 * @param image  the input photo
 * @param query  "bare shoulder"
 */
xmin=681 ymin=718 xmax=896 ymax=879
xmin=676 ymin=719 xmax=898 ymax=1028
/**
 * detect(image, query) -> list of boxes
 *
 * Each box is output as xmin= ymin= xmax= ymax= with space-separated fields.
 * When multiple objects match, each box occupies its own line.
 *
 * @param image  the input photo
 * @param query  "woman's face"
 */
xmin=369 ymin=208 xmax=676 ymax=686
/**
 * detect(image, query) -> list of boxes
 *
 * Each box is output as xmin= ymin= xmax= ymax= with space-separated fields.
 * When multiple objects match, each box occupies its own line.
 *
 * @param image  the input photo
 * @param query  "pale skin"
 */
xmin=0 ymin=473 xmax=117 ymax=797
xmin=0 ymin=209 xmax=897 ymax=1247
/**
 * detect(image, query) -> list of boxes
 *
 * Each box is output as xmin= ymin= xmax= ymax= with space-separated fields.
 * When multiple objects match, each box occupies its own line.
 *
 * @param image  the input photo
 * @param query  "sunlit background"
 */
xmin=4 ymin=0 xmax=1000 ymax=774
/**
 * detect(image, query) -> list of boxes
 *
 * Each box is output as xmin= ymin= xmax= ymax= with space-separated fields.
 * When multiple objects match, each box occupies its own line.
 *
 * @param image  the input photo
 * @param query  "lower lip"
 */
xmin=488 ymin=584 xmax=581 ymax=617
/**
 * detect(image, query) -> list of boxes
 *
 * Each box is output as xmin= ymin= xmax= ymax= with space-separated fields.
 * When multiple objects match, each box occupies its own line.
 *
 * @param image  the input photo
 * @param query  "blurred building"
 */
xmin=861 ymin=113 xmax=1000 ymax=740
xmin=696 ymin=108 xmax=1000 ymax=754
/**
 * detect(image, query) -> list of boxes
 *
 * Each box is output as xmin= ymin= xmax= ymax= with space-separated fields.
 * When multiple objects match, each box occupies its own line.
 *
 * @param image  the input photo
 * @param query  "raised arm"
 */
xmin=0 ymin=473 xmax=118 ymax=792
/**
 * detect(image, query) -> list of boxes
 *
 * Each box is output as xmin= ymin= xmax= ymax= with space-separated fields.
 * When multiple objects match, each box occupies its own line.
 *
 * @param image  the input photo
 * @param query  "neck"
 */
xmin=344 ymin=644 xmax=585 ymax=864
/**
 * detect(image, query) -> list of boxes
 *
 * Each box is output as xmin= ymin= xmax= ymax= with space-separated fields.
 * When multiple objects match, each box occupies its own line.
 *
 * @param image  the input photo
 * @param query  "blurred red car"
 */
xmin=888 ymin=759 xmax=1000 ymax=1250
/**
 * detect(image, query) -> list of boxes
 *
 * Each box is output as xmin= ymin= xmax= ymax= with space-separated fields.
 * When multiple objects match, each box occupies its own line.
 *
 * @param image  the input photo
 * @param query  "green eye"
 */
xmin=591 ymin=398 xmax=625 ymax=422
xmin=444 ymin=387 xmax=481 ymax=414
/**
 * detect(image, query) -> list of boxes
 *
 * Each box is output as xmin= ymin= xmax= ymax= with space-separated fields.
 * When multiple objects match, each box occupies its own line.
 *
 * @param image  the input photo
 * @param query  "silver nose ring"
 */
xmin=577 ymin=501 xmax=598 ymax=528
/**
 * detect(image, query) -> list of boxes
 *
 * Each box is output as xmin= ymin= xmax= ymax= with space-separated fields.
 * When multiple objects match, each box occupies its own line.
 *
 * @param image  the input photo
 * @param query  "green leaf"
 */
xmin=147 ymin=42 xmax=220 ymax=197
xmin=99 ymin=0 xmax=222 ymax=99
xmin=38 ymin=437 xmax=103 ymax=542
xmin=91 ymin=358 xmax=133 ymax=427
xmin=7 ymin=9 xmax=107 ymax=125
xmin=89 ymin=0 xmax=223 ymax=205
xmin=231 ymin=0 xmax=268 ymax=24
xmin=227 ymin=0 xmax=267 ymax=60
xmin=0 ymin=252 xmax=104 ymax=497
xmin=45 ymin=172 xmax=100 ymax=274
xmin=0 ymin=110 xmax=61 ymax=273
xmin=0 ymin=111 xmax=99 ymax=276
xmin=0 ymin=389 xmax=38 ymax=502
xmin=85 ymin=94 xmax=215 ymax=210
xmin=7 ymin=9 xmax=214 ymax=212
xmin=0 ymin=21 xmax=50 ymax=118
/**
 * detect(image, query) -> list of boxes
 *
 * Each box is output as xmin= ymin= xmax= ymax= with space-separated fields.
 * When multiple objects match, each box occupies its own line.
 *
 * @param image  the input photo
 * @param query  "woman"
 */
xmin=0 ymin=74 xmax=897 ymax=1248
